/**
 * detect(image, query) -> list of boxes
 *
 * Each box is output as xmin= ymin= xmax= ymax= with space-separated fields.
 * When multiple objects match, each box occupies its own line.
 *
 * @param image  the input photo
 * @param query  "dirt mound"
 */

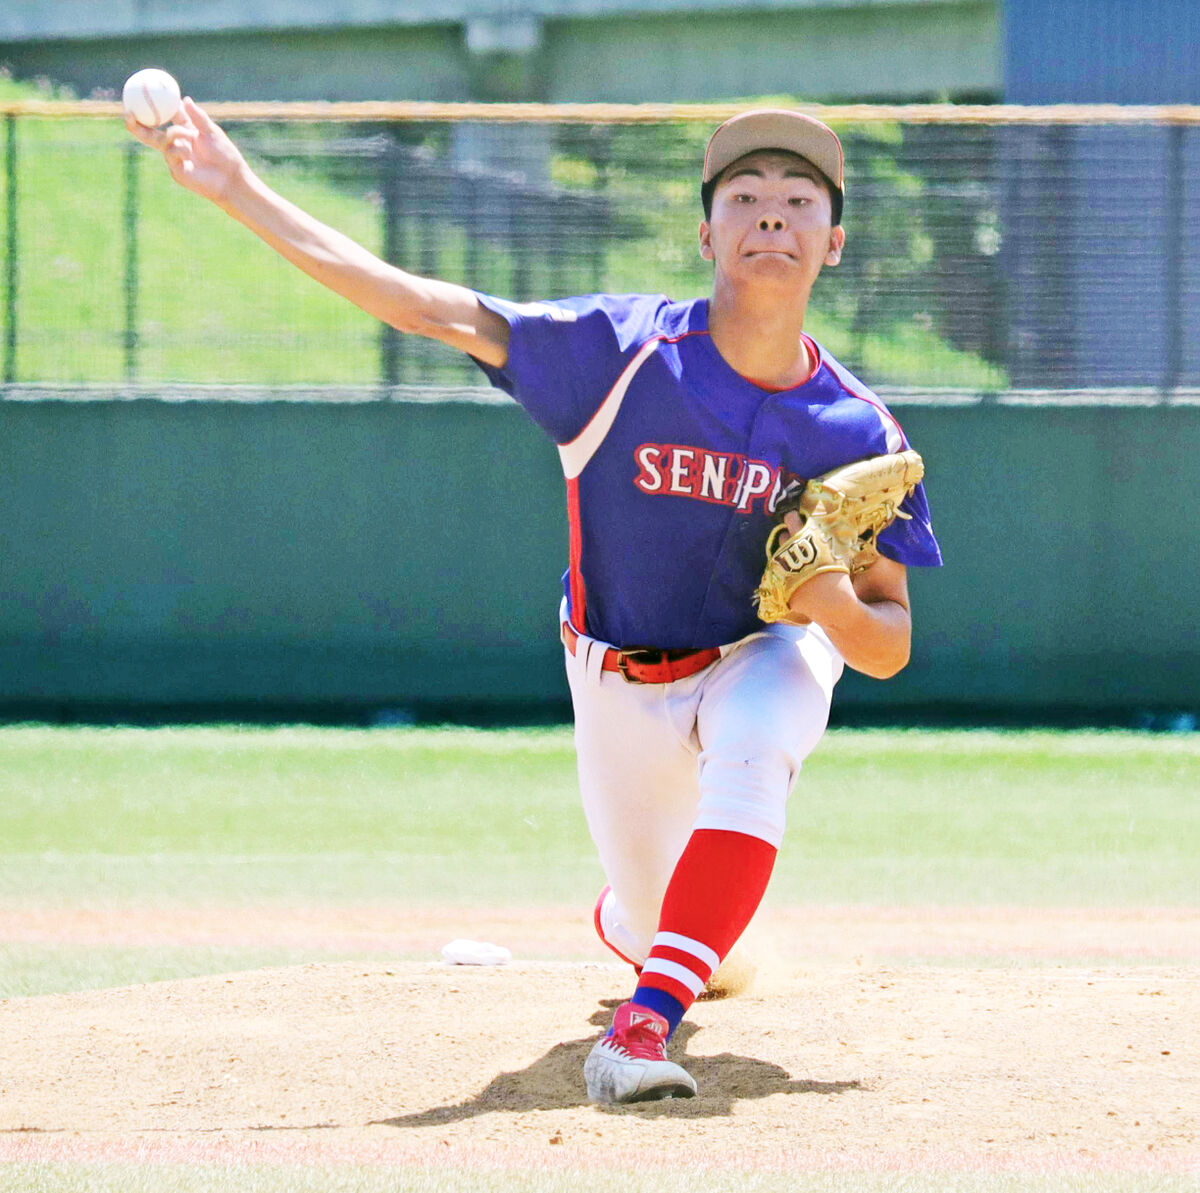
xmin=1 ymin=959 xmax=1197 ymax=1171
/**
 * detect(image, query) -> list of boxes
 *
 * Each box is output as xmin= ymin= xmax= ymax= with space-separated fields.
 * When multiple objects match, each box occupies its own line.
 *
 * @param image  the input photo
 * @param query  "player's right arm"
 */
xmin=124 ymin=97 xmax=510 ymax=369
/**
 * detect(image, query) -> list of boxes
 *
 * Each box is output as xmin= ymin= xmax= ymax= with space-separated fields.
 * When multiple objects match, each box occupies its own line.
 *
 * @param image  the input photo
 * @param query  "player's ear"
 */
xmin=825 ymin=224 xmax=845 ymax=267
xmin=699 ymin=219 xmax=715 ymax=262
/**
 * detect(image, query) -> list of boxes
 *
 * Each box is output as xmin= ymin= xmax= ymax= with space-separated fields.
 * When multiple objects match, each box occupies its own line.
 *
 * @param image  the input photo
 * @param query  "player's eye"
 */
xmin=733 ymin=192 xmax=755 ymax=203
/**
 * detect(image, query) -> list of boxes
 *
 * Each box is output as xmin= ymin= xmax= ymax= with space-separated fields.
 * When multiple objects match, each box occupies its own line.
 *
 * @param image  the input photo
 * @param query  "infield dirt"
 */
xmin=1 ymin=907 xmax=1198 ymax=1172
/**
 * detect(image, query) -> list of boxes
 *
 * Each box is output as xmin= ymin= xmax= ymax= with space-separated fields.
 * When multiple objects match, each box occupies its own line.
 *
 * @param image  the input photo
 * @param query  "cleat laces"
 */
xmin=609 ymin=1011 xmax=670 ymax=1061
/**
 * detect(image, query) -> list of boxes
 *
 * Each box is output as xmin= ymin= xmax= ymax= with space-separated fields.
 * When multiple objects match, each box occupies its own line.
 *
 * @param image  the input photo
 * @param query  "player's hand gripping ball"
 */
xmin=122 ymin=69 xmax=182 ymax=128
xmin=754 ymin=450 xmax=925 ymax=623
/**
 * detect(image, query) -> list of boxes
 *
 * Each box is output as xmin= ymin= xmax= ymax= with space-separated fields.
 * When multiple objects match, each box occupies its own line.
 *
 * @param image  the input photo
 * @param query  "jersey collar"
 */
xmin=693 ymin=298 xmax=822 ymax=395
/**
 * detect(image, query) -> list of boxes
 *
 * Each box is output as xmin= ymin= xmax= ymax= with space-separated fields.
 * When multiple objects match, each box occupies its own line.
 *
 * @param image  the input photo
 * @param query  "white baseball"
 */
xmin=122 ymin=68 xmax=182 ymax=127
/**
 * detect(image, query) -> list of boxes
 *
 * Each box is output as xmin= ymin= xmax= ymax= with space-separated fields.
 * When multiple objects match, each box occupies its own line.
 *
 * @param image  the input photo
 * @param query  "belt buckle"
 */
xmin=615 ymin=651 xmax=647 ymax=684
xmin=616 ymin=647 xmax=671 ymax=684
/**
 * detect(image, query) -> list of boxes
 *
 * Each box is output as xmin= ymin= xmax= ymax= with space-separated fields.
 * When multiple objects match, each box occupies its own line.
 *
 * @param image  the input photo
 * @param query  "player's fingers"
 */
xmin=184 ymin=96 xmax=218 ymax=134
xmin=123 ymin=112 xmax=167 ymax=149
xmin=164 ymin=140 xmax=194 ymax=172
xmin=163 ymin=126 xmax=196 ymax=162
xmin=170 ymin=101 xmax=198 ymax=133
xmin=782 ymin=510 xmax=803 ymax=538
xmin=164 ymin=126 xmax=198 ymax=153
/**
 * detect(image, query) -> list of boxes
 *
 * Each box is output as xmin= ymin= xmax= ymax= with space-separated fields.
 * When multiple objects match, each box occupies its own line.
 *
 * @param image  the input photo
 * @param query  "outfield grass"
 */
xmin=1 ymin=725 xmax=1197 ymax=909
xmin=0 ymin=725 xmax=591 ymax=905
xmin=2 ymin=725 xmax=1197 ymax=996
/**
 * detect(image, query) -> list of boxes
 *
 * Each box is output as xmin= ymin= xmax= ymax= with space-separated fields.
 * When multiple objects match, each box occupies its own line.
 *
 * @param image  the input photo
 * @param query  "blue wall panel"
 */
xmin=1006 ymin=0 xmax=1200 ymax=103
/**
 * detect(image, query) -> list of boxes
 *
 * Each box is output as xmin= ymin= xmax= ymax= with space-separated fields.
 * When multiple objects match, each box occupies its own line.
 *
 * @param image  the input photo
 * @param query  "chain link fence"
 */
xmin=3 ymin=101 xmax=1200 ymax=401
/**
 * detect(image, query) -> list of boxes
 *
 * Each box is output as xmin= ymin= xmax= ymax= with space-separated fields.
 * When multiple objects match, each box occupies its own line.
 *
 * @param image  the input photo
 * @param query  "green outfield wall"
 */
xmin=0 ymin=392 xmax=1193 ymax=717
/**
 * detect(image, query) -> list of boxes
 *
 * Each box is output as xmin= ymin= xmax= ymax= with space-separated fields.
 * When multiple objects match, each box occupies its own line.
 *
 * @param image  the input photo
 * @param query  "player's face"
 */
xmin=699 ymin=151 xmax=844 ymax=294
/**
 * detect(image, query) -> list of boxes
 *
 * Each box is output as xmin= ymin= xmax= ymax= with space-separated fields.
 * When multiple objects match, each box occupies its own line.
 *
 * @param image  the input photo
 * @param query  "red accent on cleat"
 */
xmin=583 ymin=1002 xmax=697 ymax=1103
xmin=608 ymin=1004 xmax=671 ymax=1060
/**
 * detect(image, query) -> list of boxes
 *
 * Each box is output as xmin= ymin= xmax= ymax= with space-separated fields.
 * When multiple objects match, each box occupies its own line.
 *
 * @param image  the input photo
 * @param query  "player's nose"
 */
xmin=757 ymin=213 xmax=786 ymax=232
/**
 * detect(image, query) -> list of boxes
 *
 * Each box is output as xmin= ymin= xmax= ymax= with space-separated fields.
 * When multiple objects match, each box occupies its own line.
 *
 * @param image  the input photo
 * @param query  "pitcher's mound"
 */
xmin=1 ymin=960 xmax=1196 ymax=1168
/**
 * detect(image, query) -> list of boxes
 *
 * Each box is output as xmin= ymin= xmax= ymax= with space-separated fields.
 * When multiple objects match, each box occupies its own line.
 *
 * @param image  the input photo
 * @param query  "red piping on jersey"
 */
xmin=559 ymin=330 xmax=705 ymax=631
xmin=735 ymin=333 xmax=821 ymax=391
xmin=831 ymin=378 xmax=908 ymax=447
xmin=565 ymin=475 xmax=587 ymax=632
xmin=800 ymin=333 xmax=820 ymax=384
xmin=823 ymin=348 xmax=909 ymax=447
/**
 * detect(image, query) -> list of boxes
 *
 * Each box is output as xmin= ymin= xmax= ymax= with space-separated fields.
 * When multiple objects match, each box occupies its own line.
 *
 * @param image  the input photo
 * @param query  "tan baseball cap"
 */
xmin=702 ymin=108 xmax=845 ymax=221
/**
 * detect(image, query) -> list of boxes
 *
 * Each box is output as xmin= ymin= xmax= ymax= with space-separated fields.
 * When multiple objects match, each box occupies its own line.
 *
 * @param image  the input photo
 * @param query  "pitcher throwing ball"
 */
xmin=128 ymin=100 xmax=942 ymax=1104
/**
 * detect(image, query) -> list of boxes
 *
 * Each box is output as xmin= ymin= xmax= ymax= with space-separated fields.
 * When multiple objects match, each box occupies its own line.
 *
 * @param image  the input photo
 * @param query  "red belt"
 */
xmin=562 ymin=623 xmax=722 ymax=684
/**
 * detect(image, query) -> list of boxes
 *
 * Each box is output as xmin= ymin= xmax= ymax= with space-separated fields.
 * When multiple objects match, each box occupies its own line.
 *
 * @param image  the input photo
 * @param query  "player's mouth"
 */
xmin=743 ymin=250 xmax=796 ymax=260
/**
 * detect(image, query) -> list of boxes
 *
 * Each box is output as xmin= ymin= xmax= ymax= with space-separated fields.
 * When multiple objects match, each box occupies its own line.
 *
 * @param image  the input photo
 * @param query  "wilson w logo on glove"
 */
xmin=753 ymin=450 xmax=925 ymax=624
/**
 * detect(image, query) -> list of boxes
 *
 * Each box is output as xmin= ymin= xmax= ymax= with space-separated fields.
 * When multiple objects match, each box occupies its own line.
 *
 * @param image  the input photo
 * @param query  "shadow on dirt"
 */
xmin=374 ymin=1000 xmax=861 ymax=1125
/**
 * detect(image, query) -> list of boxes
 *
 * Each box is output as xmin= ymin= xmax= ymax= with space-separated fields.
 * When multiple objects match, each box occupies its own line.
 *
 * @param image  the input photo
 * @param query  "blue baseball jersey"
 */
xmin=474 ymin=292 xmax=942 ymax=651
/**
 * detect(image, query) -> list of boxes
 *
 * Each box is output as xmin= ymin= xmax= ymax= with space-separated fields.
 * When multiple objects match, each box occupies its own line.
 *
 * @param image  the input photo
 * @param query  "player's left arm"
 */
xmin=786 ymin=555 xmax=911 ymax=679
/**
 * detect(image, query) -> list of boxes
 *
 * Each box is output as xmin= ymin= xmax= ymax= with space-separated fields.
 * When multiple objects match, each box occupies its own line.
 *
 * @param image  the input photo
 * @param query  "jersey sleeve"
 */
xmin=470 ymin=292 xmax=669 ymax=444
xmin=810 ymin=348 xmax=942 ymax=568
xmin=877 ymin=478 xmax=943 ymax=567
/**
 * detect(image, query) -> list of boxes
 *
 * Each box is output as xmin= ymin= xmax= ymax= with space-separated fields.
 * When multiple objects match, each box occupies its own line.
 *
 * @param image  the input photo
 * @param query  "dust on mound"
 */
xmin=1 ymin=959 xmax=1197 ymax=1170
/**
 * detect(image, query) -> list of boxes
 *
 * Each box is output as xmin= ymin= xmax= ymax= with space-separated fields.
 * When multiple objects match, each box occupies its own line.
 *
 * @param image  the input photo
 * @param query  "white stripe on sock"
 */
xmin=640 ymin=957 xmax=706 ymax=997
xmin=652 ymin=931 xmax=720 ymax=974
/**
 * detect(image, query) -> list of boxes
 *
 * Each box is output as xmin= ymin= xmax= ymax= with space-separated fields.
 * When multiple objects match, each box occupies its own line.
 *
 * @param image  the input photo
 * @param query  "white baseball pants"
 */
xmin=563 ymin=616 xmax=844 ymax=966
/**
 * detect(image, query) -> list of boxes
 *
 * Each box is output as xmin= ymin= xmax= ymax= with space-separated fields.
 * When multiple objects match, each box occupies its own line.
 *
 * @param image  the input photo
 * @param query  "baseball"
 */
xmin=122 ymin=68 xmax=182 ymax=127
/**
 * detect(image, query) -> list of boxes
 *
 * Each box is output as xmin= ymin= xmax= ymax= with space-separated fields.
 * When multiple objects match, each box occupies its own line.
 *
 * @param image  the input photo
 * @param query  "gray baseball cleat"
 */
xmin=583 ymin=1002 xmax=697 ymax=1104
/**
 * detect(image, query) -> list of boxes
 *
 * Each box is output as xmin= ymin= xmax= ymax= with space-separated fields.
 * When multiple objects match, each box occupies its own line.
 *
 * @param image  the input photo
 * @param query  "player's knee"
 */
xmin=694 ymin=750 xmax=795 ymax=846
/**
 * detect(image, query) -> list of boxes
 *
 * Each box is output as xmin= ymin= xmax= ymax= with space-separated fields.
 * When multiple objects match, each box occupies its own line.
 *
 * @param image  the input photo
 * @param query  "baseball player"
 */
xmin=127 ymin=103 xmax=941 ymax=1105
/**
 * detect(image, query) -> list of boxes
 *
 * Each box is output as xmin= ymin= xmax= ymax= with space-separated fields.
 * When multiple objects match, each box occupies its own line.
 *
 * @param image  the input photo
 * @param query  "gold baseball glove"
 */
xmin=753 ymin=450 xmax=925 ymax=623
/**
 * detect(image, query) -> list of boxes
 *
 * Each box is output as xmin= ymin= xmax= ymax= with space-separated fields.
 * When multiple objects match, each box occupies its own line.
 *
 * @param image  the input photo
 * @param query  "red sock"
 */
xmin=631 ymin=828 xmax=776 ymax=1033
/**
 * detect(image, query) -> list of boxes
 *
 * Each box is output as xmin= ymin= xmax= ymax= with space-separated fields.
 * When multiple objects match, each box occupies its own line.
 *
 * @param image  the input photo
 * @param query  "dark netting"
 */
xmin=2 ymin=110 xmax=1197 ymax=397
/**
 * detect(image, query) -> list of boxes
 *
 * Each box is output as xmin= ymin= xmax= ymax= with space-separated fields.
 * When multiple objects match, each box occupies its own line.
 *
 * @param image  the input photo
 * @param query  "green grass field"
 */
xmin=1 ymin=725 xmax=1197 ymax=1000
xmin=3 ymin=725 xmax=1196 ymax=905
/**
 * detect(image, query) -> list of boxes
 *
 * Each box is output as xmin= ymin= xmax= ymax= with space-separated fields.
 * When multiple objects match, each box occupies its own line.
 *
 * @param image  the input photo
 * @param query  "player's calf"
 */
xmin=594 ymin=884 xmax=757 ymax=999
